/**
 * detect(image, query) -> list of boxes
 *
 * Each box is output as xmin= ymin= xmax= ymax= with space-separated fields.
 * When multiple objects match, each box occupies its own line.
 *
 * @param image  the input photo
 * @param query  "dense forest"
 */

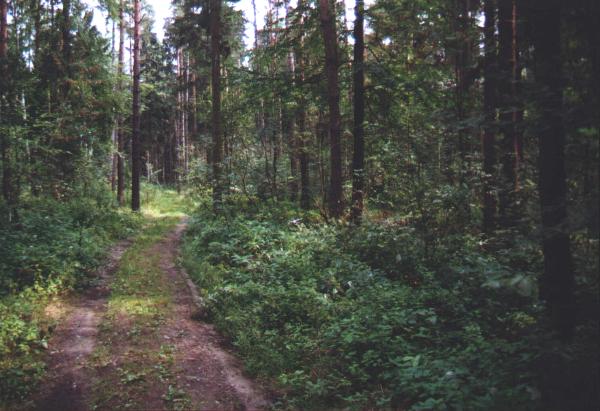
xmin=0 ymin=0 xmax=598 ymax=410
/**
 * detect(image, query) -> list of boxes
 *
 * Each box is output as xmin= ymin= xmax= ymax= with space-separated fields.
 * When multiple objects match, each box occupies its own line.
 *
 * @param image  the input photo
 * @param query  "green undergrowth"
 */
xmin=90 ymin=214 xmax=183 ymax=410
xmin=141 ymin=184 xmax=198 ymax=219
xmin=0 ymin=194 xmax=140 ymax=404
xmin=182 ymin=198 xmax=598 ymax=410
xmin=89 ymin=184 xmax=194 ymax=410
xmin=0 ymin=184 xmax=194 ymax=405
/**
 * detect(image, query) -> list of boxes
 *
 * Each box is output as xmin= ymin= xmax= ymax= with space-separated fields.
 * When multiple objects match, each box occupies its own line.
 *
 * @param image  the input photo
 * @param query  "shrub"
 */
xmin=0 ymin=194 xmax=140 ymax=402
xmin=180 ymin=202 xmax=582 ymax=410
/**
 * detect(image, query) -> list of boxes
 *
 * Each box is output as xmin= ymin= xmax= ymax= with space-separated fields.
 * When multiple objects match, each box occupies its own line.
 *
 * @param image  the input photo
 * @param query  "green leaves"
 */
xmin=0 ymin=191 xmax=140 ymax=404
xmin=182 ymin=201 xmax=546 ymax=410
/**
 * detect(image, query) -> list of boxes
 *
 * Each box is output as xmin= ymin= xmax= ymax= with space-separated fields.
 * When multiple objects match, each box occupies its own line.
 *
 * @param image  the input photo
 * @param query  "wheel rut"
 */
xmin=32 ymin=240 xmax=132 ymax=411
xmin=159 ymin=221 xmax=269 ymax=410
xmin=30 ymin=219 xmax=268 ymax=411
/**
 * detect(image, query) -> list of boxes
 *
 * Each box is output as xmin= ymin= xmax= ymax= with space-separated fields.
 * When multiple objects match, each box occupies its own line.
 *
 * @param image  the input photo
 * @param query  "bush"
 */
xmin=181 ymin=201 xmax=583 ymax=410
xmin=0 ymin=194 xmax=140 ymax=402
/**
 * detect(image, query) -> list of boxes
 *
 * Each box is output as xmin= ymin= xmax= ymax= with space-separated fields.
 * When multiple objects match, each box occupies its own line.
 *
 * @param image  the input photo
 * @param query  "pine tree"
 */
xmin=350 ymin=0 xmax=365 ymax=223
xmin=117 ymin=0 xmax=126 ymax=206
xmin=319 ymin=0 xmax=342 ymax=218
xmin=531 ymin=0 xmax=575 ymax=340
xmin=210 ymin=0 xmax=223 ymax=210
xmin=131 ymin=0 xmax=141 ymax=211
xmin=482 ymin=0 xmax=497 ymax=233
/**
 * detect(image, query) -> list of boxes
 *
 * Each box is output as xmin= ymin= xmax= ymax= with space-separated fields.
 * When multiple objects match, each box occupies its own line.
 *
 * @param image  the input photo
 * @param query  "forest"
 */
xmin=0 ymin=0 xmax=598 ymax=410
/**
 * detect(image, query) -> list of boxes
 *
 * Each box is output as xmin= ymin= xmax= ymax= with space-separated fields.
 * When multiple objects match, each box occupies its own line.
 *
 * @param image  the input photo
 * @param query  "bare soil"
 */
xmin=30 ymin=221 xmax=268 ymax=411
xmin=31 ymin=240 xmax=132 ymax=411
xmin=158 ymin=221 xmax=269 ymax=411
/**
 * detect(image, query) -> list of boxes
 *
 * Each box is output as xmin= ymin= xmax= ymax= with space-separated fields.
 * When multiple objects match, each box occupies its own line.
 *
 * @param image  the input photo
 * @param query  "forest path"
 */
xmin=32 ymin=202 xmax=268 ymax=411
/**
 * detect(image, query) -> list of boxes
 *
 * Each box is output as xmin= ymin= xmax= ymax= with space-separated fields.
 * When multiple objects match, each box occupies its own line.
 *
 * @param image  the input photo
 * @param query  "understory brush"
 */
xmin=183 ymin=199 xmax=598 ymax=410
xmin=0 ymin=193 xmax=140 ymax=403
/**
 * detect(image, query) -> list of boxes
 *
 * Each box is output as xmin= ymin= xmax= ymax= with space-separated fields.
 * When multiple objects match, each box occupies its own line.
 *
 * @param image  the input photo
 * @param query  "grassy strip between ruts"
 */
xmin=89 ymin=187 xmax=196 ymax=410
xmin=88 ymin=215 xmax=183 ymax=410
xmin=0 ymin=185 xmax=196 ymax=409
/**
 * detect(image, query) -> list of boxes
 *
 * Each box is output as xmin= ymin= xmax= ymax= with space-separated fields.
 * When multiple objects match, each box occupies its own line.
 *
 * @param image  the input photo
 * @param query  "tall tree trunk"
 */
xmin=513 ymin=1 xmax=523 ymax=190
xmin=131 ymin=0 xmax=141 ymax=211
xmin=1 ymin=0 xmax=13 ymax=216
xmin=298 ymin=106 xmax=310 ymax=209
xmin=498 ymin=0 xmax=518 ymax=226
xmin=319 ymin=0 xmax=343 ymax=217
xmin=271 ymin=100 xmax=279 ymax=199
xmin=350 ymin=0 xmax=365 ymax=223
xmin=284 ymin=0 xmax=298 ymax=202
xmin=317 ymin=110 xmax=327 ymax=208
xmin=287 ymin=123 xmax=298 ymax=200
xmin=61 ymin=0 xmax=71 ymax=99
xmin=111 ymin=128 xmax=118 ymax=191
xmin=189 ymin=58 xmax=198 ymax=143
xmin=183 ymin=53 xmax=189 ymax=177
xmin=110 ymin=14 xmax=117 ymax=193
xmin=531 ymin=0 xmax=574 ymax=340
xmin=33 ymin=0 xmax=41 ymax=58
xmin=117 ymin=0 xmax=125 ymax=206
xmin=455 ymin=0 xmax=469 ymax=180
xmin=295 ymin=1 xmax=310 ymax=209
xmin=482 ymin=0 xmax=497 ymax=233
xmin=210 ymin=0 xmax=223 ymax=210
xmin=176 ymin=48 xmax=183 ymax=191
xmin=284 ymin=107 xmax=298 ymax=201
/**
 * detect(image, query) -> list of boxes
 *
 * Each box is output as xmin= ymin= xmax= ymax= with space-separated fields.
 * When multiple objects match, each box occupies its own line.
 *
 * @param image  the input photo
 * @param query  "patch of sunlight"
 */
xmin=108 ymin=296 xmax=168 ymax=318
xmin=42 ymin=299 xmax=70 ymax=321
xmin=140 ymin=183 xmax=198 ymax=218
xmin=90 ymin=344 xmax=112 ymax=368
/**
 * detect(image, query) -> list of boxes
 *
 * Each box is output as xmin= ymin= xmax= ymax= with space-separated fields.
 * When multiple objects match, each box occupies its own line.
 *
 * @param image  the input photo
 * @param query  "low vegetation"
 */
xmin=0 ymin=184 xmax=139 ymax=403
xmin=183 ymin=197 xmax=598 ymax=410
xmin=0 ymin=184 xmax=194 ymax=405
xmin=0 ymin=0 xmax=597 ymax=409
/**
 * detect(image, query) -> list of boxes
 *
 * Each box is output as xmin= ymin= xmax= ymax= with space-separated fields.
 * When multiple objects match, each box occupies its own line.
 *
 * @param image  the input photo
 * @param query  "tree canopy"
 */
xmin=0 ymin=0 xmax=598 ymax=409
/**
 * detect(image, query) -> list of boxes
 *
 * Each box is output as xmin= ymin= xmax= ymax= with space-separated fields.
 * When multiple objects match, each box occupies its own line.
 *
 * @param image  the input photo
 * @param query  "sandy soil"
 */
xmin=32 ymin=240 xmax=132 ymax=411
xmin=30 ymin=221 xmax=268 ymax=411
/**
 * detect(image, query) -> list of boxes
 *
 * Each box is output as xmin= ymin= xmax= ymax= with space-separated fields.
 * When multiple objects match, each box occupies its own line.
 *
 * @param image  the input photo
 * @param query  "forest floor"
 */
xmin=26 ymin=193 xmax=268 ymax=411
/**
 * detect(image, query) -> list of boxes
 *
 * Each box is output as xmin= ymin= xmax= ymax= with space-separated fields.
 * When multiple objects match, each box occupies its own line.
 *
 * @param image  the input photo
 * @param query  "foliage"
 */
xmin=183 ymin=199 xmax=597 ymax=410
xmin=0 ymin=0 xmax=596 ymax=408
xmin=0 ymin=187 xmax=140 ymax=403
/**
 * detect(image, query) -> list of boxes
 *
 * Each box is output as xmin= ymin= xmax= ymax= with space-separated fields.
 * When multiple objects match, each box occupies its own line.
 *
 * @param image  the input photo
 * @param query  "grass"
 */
xmin=140 ymin=184 xmax=199 ymax=219
xmin=0 ymin=184 xmax=196 ymax=409
xmin=0 ymin=192 xmax=141 ymax=405
xmin=88 ymin=185 xmax=194 ymax=411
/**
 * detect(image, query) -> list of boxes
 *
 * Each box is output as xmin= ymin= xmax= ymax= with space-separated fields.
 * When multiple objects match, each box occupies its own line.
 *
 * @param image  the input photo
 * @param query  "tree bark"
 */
xmin=61 ymin=0 xmax=71 ymax=99
xmin=319 ymin=0 xmax=343 ymax=217
xmin=284 ymin=1 xmax=298 ymax=202
xmin=513 ymin=0 xmax=523 ymax=189
xmin=284 ymin=108 xmax=298 ymax=202
xmin=190 ymin=57 xmax=198 ymax=143
xmin=531 ymin=0 xmax=575 ymax=340
xmin=498 ymin=0 xmax=518 ymax=226
xmin=294 ymin=1 xmax=310 ymax=209
xmin=455 ymin=0 xmax=469 ymax=180
xmin=1 ymin=0 xmax=12 ymax=214
xmin=482 ymin=0 xmax=496 ymax=233
xmin=210 ymin=0 xmax=223 ymax=210
xmin=131 ymin=0 xmax=141 ymax=211
xmin=117 ymin=0 xmax=125 ymax=206
xmin=350 ymin=0 xmax=365 ymax=223
xmin=298 ymin=106 xmax=310 ymax=209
